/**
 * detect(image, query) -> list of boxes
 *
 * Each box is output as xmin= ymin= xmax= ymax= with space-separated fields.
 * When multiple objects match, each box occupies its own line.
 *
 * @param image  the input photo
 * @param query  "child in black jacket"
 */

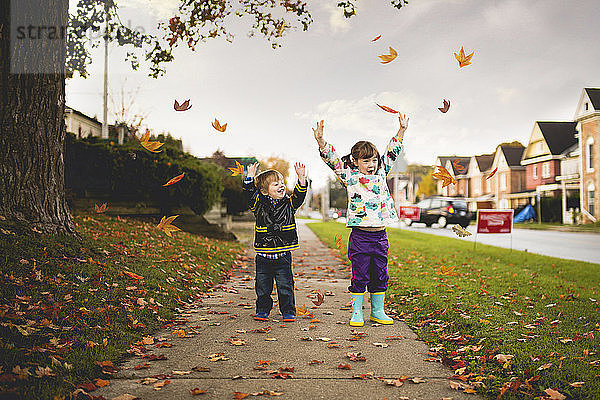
xmin=243 ymin=162 xmax=307 ymax=322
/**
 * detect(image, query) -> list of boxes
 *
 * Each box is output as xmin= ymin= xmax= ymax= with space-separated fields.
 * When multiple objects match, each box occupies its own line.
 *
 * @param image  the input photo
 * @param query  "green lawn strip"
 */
xmin=514 ymin=222 xmax=600 ymax=234
xmin=0 ymin=212 xmax=244 ymax=400
xmin=307 ymin=221 xmax=600 ymax=400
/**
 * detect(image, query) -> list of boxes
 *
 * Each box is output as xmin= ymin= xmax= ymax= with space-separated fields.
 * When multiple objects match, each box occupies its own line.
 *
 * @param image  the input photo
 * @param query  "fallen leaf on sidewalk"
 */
xmin=308 ymin=360 xmax=323 ymax=365
xmin=384 ymin=376 xmax=408 ymax=386
xmin=112 ymin=395 xmax=139 ymax=400
xmin=172 ymin=370 xmax=192 ymax=375
xmin=346 ymin=352 xmax=366 ymax=362
xmin=372 ymin=342 xmax=389 ymax=348
xmin=410 ymin=377 xmax=427 ymax=384
xmin=296 ymin=305 xmax=308 ymax=315
xmin=234 ymin=393 xmax=250 ymax=400
xmin=337 ymin=364 xmax=352 ymax=370
xmin=192 ymin=366 xmax=211 ymax=372
xmin=190 ymin=387 xmax=207 ymax=395
xmin=208 ymin=353 xmax=229 ymax=361
xmin=312 ymin=293 xmax=324 ymax=306
xmin=228 ymin=338 xmax=246 ymax=346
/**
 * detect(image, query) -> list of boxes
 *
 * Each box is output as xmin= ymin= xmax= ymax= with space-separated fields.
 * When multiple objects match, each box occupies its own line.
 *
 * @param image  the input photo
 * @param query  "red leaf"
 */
xmin=376 ymin=103 xmax=398 ymax=113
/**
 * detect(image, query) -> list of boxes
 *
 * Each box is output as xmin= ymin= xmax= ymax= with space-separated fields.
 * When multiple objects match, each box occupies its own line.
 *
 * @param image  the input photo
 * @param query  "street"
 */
xmin=390 ymin=222 xmax=600 ymax=265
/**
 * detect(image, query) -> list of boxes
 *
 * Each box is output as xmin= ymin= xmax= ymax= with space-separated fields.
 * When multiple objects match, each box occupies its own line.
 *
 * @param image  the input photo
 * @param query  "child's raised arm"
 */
xmin=290 ymin=162 xmax=308 ymax=211
xmin=381 ymin=113 xmax=409 ymax=177
xmin=313 ymin=120 xmax=350 ymax=186
xmin=243 ymin=162 xmax=260 ymax=213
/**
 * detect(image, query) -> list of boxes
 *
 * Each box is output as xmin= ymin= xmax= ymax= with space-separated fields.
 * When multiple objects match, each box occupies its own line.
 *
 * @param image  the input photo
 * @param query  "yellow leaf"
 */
xmin=431 ymin=165 xmax=457 ymax=188
xmin=454 ymin=46 xmax=474 ymax=68
xmin=157 ymin=215 xmax=182 ymax=237
xmin=378 ymin=46 xmax=398 ymax=64
xmin=212 ymin=118 xmax=227 ymax=132
xmin=228 ymin=161 xmax=244 ymax=176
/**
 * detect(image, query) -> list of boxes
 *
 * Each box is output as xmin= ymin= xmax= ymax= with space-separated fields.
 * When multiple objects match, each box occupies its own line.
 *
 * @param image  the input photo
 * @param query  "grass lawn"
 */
xmin=515 ymin=222 xmax=600 ymax=234
xmin=308 ymin=221 xmax=600 ymax=400
xmin=0 ymin=212 xmax=244 ymax=400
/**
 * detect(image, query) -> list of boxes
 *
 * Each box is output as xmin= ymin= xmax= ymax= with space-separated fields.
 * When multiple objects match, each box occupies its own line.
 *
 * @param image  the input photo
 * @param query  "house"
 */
xmin=574 ymin=88 xmax=600 ymax=222
xmin=64 ymin=106 xmax=102 ymax=139
xmin=488 ymin=143 xmax=526 ymax=209
xmin=520 ymin=121 xmax=579 ymax=222
xmin=467 ymin=153 xmax=495 ymax=210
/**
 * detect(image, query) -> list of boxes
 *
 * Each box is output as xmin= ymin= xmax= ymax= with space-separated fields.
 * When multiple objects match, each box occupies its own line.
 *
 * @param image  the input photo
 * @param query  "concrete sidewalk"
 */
xmin=95 ymin=220 xmax=481 ymax=399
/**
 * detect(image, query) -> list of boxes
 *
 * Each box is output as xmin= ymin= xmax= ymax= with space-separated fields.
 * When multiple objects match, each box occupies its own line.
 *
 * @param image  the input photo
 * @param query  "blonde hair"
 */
xmin=255 ymin=170 xmax=284 ymax=193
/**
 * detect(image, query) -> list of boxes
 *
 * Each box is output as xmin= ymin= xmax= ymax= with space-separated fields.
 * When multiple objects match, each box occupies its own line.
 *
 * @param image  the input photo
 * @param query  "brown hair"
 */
xmin=341 ymin=141 xmax=381 ymax=170
xmin=255 ymin=169 xmax=284 ymax=193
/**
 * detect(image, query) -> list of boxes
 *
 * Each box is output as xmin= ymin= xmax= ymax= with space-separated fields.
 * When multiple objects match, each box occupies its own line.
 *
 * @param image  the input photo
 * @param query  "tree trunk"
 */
xmin=0 ymin=0 xmax=78 ymax=236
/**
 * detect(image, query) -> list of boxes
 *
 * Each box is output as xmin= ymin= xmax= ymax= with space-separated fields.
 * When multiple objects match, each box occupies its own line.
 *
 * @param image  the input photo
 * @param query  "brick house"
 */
xmin=574 ymin=88 xmax=600 ymax=222
xmin=467 ymin=153 xmax=495 ymax=210
xmin=488 ymin=143 xmax=526 ymax=209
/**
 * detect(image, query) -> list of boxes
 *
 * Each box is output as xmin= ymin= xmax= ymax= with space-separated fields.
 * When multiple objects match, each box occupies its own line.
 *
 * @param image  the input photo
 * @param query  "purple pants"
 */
xmin=347 ymin=228 xmax=389 ymax=293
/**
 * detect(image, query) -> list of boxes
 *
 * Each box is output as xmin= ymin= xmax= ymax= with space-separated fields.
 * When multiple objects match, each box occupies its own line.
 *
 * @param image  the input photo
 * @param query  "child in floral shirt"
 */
xmin=313 ymin=113 xmax=408 ymax=326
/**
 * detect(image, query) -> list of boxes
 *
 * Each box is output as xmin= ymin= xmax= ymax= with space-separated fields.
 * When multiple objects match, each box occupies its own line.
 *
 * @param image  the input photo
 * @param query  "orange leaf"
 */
xmin=257 ymin=360 xmax=273 ymax=366
xmin=376 ymin=103 xmax=398 ymax=114
xmin=139 ymin=131 xmax=164 ymax=153
xmin=296 ymin=304 xmax=308 ymax=316
xmin=156 ymin=215 xmax=182 ymax=237
xmin=94 ymin=203 xmax=107 ymax=213
xmin=486 ymin=167 xmax=498 ymax=180
xmin=174 ymin=99 xmax=192 ymax=111
xmin=337 ymin=363 xmax=352 ymax=370
xmin=228 ymin=161 xmax=244 ymax=176
xmin=233 ymin=393 xmax=250 ymax=400
xmin=378 ymin=46 xmax=397 ymax=64
xmin=438 ymin=99 xmax=450 ymax=113
xmin=431 ymin=166 xmax=457 ymax=188
xmin=371 ymin=34 xmax=381 ymax=42
xmin=94 ymin=378 xmax=110 ymax=388
xmin=123 ymin=271 xmax=144 ymax=280
xmin=163 ymin=172 xmax=185 ymax=187
xmin=454 ymin=46 xmax=474 ymax=68
xmin=212 ymin=118 xmax=227 ymax=132
xmin=190 ymin=388 xmax=207 ymax=395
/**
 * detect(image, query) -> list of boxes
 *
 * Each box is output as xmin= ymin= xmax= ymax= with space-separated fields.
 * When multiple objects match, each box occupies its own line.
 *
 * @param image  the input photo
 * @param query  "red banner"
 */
xmin=476 ymin=210 xmax=513 ymax=233
xmin=399 ymin=206 xmax=420 ymax=221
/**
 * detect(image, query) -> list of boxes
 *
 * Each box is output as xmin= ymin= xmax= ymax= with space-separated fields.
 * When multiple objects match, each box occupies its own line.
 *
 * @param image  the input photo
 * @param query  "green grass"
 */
xmin=0 ymin=212 xmax=244 ymax=400
xmin=515 ymin=222 xmax=600 ymax=233
xmin=308 ymin=221 xmax=600 ymax=400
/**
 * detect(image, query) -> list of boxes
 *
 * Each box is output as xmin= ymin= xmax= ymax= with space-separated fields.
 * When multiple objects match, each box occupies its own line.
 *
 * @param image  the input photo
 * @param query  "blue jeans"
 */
xmin=255 ymin=253 xmax=295 ymax=315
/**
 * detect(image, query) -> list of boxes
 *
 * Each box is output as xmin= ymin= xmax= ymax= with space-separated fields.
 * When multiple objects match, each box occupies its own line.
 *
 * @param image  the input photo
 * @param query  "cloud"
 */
xmin=320 ymin=2 xmax=352 ymax=34
xmin=497 ymin=87 xmax=518 ymax=104
xmin=120 ymin=0 xmax=179 ymax=19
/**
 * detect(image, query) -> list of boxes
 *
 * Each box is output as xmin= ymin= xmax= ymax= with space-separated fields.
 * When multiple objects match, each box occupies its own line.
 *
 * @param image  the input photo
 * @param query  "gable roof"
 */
xmin=65 ymin=106 xmax=101 ymax=126
xmin=537 ymin=121 xmax=578 ymax=155
xmin=585 ymin=88 xmax=600 ymax=110
xmin=475 ymin=154 xmax=494 ymax=172
xmin=500 ymin=145 xmax=525 ymax=167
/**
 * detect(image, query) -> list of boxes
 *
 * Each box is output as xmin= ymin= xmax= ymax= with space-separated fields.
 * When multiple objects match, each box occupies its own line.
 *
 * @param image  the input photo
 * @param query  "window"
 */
xmin=78 ymin=126 xmax=82 ymax=139
xmin=585 ymin=102 xmax=589 ymax=111
xmin=587 ymin=137 xmax=595 ymax=171
xmin=500 ymin=173 xmax=507 ymax=190
xmin=537 ymin=142 xmax=544 ymax=153
xmin=542 ymin=162 xmax=551 ymax=178
xmin=532 ymin=165 xmax=538 ymax=179
xmin=588 ymin=183 xmax=596 ymax=216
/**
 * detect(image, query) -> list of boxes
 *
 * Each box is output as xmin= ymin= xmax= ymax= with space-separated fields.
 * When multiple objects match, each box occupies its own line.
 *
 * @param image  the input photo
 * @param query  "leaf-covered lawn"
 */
xmin=0 ymin=212 xmax=244 ymax=400
xmin=308 ymin=221 xmax=600 ymax=400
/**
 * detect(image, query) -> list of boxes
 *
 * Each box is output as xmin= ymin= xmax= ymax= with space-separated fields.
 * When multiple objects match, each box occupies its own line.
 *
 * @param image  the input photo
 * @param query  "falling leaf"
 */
xmin=431 ymin=165 xmax=457 ymax=188
xmin=454 ymin=46 xmax=474 ymax=67
xmin=123 ymin=270 xmax=144 ymax=280
xmin=212 ymin=118 xmax=227 ymax=132
xmin=163 ymin=172 xmax=185 ymax=187
xmin=376 ymin=103 xmax=398 ymax=114
xmin=95 ymin=203 xmax=107 ymax=213
xmin=544 ymin=389 xmax=566 ymax=400
xmin=174 ymin=99 xmax=192 ymax=111
xmin=452 ymin=225 xmax=472 ymax=238
xmin=438 ymin=99 xmax=450 ymax=113
xmin=452 ymin=159 xmax=466 ymax=174
xmin=371 ymin=34 xmax=381 ymax=42
xmin=139 ymin=131 xmax=164 ymax=153
xmin=296 ymin=304 xmax=308 ymax=316
xmin=379 ymin=46 xmax=398 ymax=64
xmin=312 ymin=292 xmax=324 ymax=307
xmin=486 ymin=167 xmax=498 ymax=180
xmin=228 ymin=161 xmax=245 ymax=176
xmin=190 ymin=388 xmax=207 ymax=395
xmin=156 ymin=215 xmax=182 ymax=237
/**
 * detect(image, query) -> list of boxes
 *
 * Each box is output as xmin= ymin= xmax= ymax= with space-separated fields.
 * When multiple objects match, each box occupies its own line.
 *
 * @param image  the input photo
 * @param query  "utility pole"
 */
xmin=321 ymin=181 xmax=330 ymax=221
xmin=101 ymin=1 xmax=109 ymax=139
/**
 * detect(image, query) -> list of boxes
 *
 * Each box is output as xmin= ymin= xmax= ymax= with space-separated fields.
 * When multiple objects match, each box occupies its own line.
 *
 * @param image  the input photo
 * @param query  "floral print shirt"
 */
xmin=319 ymin=134 xmax=404 ymax=227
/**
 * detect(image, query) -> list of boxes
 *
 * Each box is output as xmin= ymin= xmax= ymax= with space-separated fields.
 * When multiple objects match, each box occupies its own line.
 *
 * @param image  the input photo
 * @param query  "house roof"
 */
xmin=500 ymin=145 xmax=525 ymax=167
xmin=585 ymin=88 xmax=600 ymax=110
xmin=448 ymin=157 xmax=471 ymax=175
xmin=537 ymin=121 xmax=578 ymax=155
xmin=474 ymin=154 xmax=494 ymax=172
xmin=65 ymin=106 xmax=101 ymax=126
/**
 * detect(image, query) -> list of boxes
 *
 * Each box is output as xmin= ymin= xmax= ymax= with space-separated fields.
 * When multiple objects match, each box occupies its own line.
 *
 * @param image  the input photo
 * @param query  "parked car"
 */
xmin=406 ymin=197 xmax=471 ymax=228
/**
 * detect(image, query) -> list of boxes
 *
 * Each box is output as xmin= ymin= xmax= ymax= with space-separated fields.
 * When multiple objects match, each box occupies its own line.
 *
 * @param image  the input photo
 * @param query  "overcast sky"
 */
xmin=65 ymin=0 xmax=600 ymax=190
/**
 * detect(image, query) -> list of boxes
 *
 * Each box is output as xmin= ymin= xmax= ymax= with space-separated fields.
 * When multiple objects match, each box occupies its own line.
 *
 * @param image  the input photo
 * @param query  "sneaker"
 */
xmin=254 ymin=312 xmax=269 ymax=321
xmin=282 ymin=313 xmax=296 ymax=322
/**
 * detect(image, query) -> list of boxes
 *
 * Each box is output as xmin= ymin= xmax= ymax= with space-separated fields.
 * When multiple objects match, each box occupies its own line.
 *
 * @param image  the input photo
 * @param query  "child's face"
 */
xmin=355 ymin=156 xmax=379 ymax=175
xmin=262 ymin=179 xmax=286 ymax=199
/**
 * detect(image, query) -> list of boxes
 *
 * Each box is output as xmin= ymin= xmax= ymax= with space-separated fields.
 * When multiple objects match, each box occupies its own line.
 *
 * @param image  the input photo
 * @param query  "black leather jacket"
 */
xmin=243 ymin=178 xmax=307 ymax=253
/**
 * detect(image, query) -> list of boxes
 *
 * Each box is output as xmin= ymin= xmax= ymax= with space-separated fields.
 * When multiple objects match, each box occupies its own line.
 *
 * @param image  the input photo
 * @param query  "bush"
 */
xmin=64 ymin=133 xmax=223 ymax=215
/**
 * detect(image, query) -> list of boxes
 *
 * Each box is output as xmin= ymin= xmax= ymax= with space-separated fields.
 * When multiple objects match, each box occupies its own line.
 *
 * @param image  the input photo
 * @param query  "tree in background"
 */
xmin=329 ymin=177 xmax=348 ymax=210
xmin=259 ymin=156 xmax=290 ymax=184
xmin=416 ymin=168 xmax=437 ymax=199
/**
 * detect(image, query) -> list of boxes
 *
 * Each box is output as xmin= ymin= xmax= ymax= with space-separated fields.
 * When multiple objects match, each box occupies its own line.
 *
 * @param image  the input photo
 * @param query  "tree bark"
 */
xmin=0 ymin=0 xmax=78 ymax=236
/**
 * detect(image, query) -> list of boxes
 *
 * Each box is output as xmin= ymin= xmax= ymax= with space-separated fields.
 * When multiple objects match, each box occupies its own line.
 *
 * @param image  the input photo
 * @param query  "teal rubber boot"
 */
xmin=349 ymin=293 xmax=365 ymax=327
xmin=370 ymin=292 xmax=393 ymax=324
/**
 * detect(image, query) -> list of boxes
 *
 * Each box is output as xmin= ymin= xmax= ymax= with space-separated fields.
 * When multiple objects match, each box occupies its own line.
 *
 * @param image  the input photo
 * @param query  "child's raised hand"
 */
xmin=398 ymin=113 xmax=409 ymax=131
xmin=246 ymin=162 xmax=259 ymax=178
xmin=312 ymin=120 xmax=325 ymax=148
xmin=294 ymin=162 xmax=307 ymax=185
